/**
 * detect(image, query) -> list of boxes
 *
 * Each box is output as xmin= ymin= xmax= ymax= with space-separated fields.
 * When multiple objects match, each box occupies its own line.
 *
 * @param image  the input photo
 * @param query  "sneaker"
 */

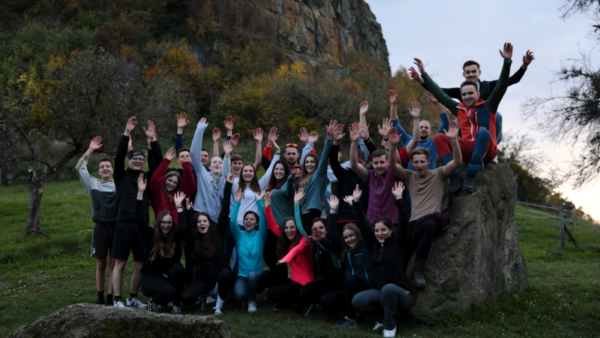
xmin=113 ymin=300 xmax=125 ymax=308
xmin=298 ymin=303 xmax=313 ymax=316
xmin=373 ymin=322 xmax=384 ymax=330
xmin=462 ymin=174 xmax=477 ymax=193
xmin=166 ymin=302 xmax=174 ymax=307
xmin=248 ymin=301 xmax=257 ymax=313
xmin=492 ymin=155 xmax=498 ymax=164
xmin=206 ymin=296 xmax=216 ymax=304
xmin=273 ymin=304 xmax=285 ymax=311
xmin=126 ymin=297 xmax=148 ymax=309
xmin=96 ymin=298 xmax=105 ymax=305
xmin=197 ymin=300 xmax=206 ymax=311
xmin=383 ymin=327 xmax=397 ymax=337
xmin=213 ymin=306 xmax=223 ymax=316
xmin=105 ymin=295 xmax=113 ymax=306
xmin=413 ymin=260 xmax=427 ymax=288
xmin=449 ymin=172 xmax=465 ymax=194
xmin=334 ymin=318 xmax=357 ymax=328
xmin=172 ymin=305 xmax=182 ymax=314
xmin=147 ymin=298 xmax=162 ymax=312
xmin=323 ymin=312 xmax=333 ymax=323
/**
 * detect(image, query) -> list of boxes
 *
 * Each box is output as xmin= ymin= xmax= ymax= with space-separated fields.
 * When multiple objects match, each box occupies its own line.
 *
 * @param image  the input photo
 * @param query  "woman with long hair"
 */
xmin=150 ymin=147 xmax=196 ymax=228
xmin=180 ymin=174 xmax=235 ymax=315
xmin=260 ymin=192 xmax=314 ymax=312
xmin=136 ymin=174 xmax=187 ymax=314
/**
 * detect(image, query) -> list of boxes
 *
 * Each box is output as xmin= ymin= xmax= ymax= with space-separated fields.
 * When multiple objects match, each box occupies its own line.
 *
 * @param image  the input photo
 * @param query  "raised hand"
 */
xmin=185 ymin=197 xmax=193 ymax=210
xmin=413 ymin=58 xmax=425 ymax=73
xmin=349 ymin=123 xmax=361 ymax=142
xmin=267 ymin=127 xmax=278 ymax=145
xmin=174 ymin=191 xmax=186 ymax=206
xmin=224 ymin=116 xmax=234 ymax=131
xmin=212 ymin=128 xmax=221 ymax=142
xmin=326 ymin=120 xmax=338 ymax=138
xmin=388 ymin=127 xmax=400 ymax=146
xmin=352 ymin=184 xmax=362 ymax=202
xmin=298 ymin=127 xmax=309 ymax=145
xmin=177 ymin=112 xmax=189 ymax=129
xmin=234 ymin=187 xmax=243 ymax=202
xmin=378 ymin=117 xmax=392 ymax=137
xmin=409 ymin=102 xmax=421 ymax=119
xmin=223 ymin=140 xmax=233 ymax=156
xmin=165 ymin=147 xmax=176 ymax=161
xmin=227 ymin=173 xmax=234 ymax=183
xmin=388 ymin=90 xmax=398 ymax=105
xmin=309 ymin=227 xmax=322 ymax=243
xmin=88 ymin=136 xmax=103 ymax=152
xmin=444 ymin=120 xmax=459 ymax=140
xmin=253 ymin=127 xmax=263 ymax=143
xmin=143 ymin=120 xmax=156 ymax=140
xmin=294 ymin=188 xmax=305 ymax=205
xmin=264 ymin=192 xmax=271 ymax=208
xmin=359 ymin=101 xmax=369 ymax=116
xmin=428 ymin=92 xmax=438 ymax=104
xmin=359 ymin=120 xmax=369 ymax=140
xmin=308 ymin=132 xmax=319 ymax=144
xmin=327 ymin=195 xmax=339 ymax=210
xmin=522 ymin=50 xmax=535 ymax=66
xmin=137 ymin=173 xmax=147 ymax=192
xmin=333 ymin=123 xmax=346 ymax=143
xmin=273 ymin=140 xmax=280 ymax=154
xmin=391 ymin=181 xmax=404 ymax=200
xmin=230 ymin=133 xmax=241 ymax=147
xmin=256 ymin=190 xmax=266 ymax=201
xmin=499 ymin=42 xmax=513 ymax=60
xmin=199 ymin=117 xmax=207 ymax=125
xmin=408 ymin=67 xmax=424 ymax=83
xmin=343 ymin=195 xmax=354 ymax=206
xmin=124 ymin=116 xmax=137 ymax=135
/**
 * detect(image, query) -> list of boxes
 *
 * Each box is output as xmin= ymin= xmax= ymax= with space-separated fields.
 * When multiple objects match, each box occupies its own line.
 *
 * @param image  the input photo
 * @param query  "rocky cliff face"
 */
xmin=256 ymin=0 xmax=389 ymax=67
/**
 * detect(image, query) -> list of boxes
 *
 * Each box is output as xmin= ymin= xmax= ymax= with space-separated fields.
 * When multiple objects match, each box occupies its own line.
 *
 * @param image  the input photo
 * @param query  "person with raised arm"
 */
xmin=150 ymin=147 xmax=196 ymax=229
xmin=181 ymin=174 xmax=235 ymax=315
xmin=174 ymin=112 xmax=210 ymax=171
xmin=415 ymin=43 xmax=514 ymax=192
xmin=260 ymin=191 xmax=314 ymax=313
xmin=350 ymin=183 xmax=413 ymax=338
xmin=189 ymin=117 xmax=231 ymax=224
xmin=75 ymin=136 xmax=117 ymax=305
xmin=388 ymin=121 xmax=461 ymax=288
xmin=229 ymin=188 xmax=268 ymax=313
xmin=136 ymin=175 xmax=187 ymax=314
xmin=111 ymin=117 xmax=160 ymax=309
xmin=349 ymin=122 xmax=401 ymax=225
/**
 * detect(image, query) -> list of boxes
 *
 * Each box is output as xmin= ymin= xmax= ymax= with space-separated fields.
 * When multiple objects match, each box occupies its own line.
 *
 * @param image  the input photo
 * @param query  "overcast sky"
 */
xmin=367 ymin=0 xmax=600 ymax=220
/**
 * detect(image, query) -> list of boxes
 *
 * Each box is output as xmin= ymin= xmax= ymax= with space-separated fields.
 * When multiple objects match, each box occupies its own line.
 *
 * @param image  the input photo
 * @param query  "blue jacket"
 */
xmin=230 ymin=200 xmax=268 ymax=277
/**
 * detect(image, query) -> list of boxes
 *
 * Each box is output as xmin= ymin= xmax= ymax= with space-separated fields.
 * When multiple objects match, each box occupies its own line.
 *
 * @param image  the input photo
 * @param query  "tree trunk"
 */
xmin=26 ymin=167 xmax=48 ymax=237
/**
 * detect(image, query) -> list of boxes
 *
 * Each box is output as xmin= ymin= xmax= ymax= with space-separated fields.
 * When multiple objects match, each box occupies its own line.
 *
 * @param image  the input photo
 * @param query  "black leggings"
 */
xmin=181 ymin=267 xmax=233 ymax=305
xmin=299 ymin=274 xmax=344 ymax=305
xmin=321 ymin=275 xmax=369 ymax=319
xmin=300 ymin=209 xmax=322 ymax=234
xmin=406 ymin=218 xmax=442 ymax=265
xmin=140 ymin=263 xmax=185 ymax=306
xmin=264 ymin=229 xmax=288 ymax=276
xmin=259 ymin=270 xmax=302 ymax=306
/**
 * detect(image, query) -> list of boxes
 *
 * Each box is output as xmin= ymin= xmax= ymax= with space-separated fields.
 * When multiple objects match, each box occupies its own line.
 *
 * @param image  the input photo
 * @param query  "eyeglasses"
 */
xmin=160 ymin=221 xmax=173 ymax=225
xmin=131 ymin=157 xmax=145 ymax=162
xmin=285 ymin=143 xmax=298 ymax=148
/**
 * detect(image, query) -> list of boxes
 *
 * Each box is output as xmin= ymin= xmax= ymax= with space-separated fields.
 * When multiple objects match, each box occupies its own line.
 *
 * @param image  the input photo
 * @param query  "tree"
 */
xmin=523 ymin=0 xmax=600 ymax=185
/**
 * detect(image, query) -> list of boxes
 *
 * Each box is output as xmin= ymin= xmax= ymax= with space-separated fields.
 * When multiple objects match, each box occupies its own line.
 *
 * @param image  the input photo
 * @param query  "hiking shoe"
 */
xmin=126 ymin=297 xmax=147 ymax=309
xmin=383 ymin=327 xmax=397 ymax=337
xmin=449 ymin=172 xmax=465 ymax=194
xmin=462 ymin=174 xmax=477 ymax=193
xmin=213 ymin=306 xmax=223 ymax=316
xmin=171 ymin=305 xmax=182 ymax=315
xmin=248 ymin=301 xmax=257 ymax=313
xmin=323 ymin=312 xmax=333 ymax=323
xmin=413 ymin=260 xmax=426 ymax=288
xmin=334 ymin=318 xmax=357 ymax=328
xmin=113 ymin=301 xmax=125 ymax=308
xmin=373 ymin=322 xmax=384 ymax=330
xmin=206 ymin=296 xmax=216 ymax=304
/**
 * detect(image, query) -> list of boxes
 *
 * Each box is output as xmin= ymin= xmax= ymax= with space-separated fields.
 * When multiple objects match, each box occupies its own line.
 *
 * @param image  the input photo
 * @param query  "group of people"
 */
xmin=76 ymin=43 xmax=533 ymax=337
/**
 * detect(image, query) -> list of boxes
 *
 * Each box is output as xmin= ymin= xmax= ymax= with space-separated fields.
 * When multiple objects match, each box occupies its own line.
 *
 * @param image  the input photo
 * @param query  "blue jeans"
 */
xmin=496 ymin=112 xmax=503 ymax=144
xmin=232 ymin=271 xmax=260 ymax=302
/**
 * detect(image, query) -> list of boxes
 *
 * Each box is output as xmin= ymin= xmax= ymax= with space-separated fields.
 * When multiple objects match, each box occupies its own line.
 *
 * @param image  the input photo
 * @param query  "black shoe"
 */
xmin=297 ymin=303 xmax=314 ymax=316
xmin=413 ymin=260 xmax=426 ymax=288
xmin=96 ymin=298 xmax=105 ymax=305
xmin=105 ymin=295 xmax=113 ymax=306
xmin=462 ymin=174 xmax=477 ymax=193
xmin=449 ymin=172 xmax=465 ymax=194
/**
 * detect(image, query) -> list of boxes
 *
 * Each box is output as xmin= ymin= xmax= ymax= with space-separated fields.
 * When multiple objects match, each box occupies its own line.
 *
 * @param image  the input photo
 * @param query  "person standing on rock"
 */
xmin=136 ymin=174 xmax=187 ymax=314
xmin=75 ymin=136 xmax=117 ymax=306
xmin=111 ymin=117 xmax=161 ymax=309
xmin=414 ymin=42 xmax=514 ymax=193
xmin=388 ymin=118 xmax=461 ymax=288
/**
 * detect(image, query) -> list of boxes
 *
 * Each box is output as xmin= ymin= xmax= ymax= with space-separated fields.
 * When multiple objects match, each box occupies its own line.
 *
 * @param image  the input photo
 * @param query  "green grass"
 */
xmin=1 ymin=181 xmax=599 ymax=337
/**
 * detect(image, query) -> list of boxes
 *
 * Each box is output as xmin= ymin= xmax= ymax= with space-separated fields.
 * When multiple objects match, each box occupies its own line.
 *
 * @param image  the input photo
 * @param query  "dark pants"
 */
xmin=140 ymin=263 xmax=185 ymax=306
xmin=260 ymin=270 xmax=302 ymax=306
xmin=181 ymin=267 xmax=233 ymax=305
xmin=321 ymin=275 xmax=369 ymax=319
xmin=406 ymin=218 xmax=442 ymax=265
xmin=264 ymin=229 xmax=287 ymax=276
xmin=300 ymin=209 xmax=322 ymax=234
xmin=184 ymin=244 xmax=194 ymax=285
xmin=299 ymin=274 xmax=344 ymax=305
xmin=352 ymin=284 xmax=414 ymax=330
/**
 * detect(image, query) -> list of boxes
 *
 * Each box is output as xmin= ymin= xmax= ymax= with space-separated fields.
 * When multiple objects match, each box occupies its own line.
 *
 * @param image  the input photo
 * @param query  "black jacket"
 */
xmin=356 ymin=200 xmax=413 ymax=293
xmin=310 ymin=216 xmax=343 ymax=279
xmin=136 ymin=200 xmax=186 ymax=277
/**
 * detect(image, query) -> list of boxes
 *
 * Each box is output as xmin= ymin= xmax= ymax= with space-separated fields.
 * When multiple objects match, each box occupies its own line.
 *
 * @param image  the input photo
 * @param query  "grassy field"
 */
xmin=1 ymin=180 xmax=599 ymax=337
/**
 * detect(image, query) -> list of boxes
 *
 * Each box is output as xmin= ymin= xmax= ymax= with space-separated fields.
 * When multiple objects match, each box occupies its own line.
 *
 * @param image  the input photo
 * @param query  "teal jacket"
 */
xmin=230 ymin=200 xmax=268 ymax=277
xmin=299 ymin=137 xmax=332 ymax=212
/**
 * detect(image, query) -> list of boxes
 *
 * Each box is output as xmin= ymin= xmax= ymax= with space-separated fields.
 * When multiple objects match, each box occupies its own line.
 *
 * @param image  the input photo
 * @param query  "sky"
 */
xmin=367 ymin=0 xmax=600 ymax=221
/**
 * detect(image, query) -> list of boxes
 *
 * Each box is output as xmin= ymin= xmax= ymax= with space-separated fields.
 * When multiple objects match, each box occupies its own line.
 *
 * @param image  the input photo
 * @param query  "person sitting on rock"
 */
xmin=136 ymin=174 xmax=187 ymax=314
xmin=387 ymin=118 xmax=461 ymax=288
xmin=414 ymin=43 xmax=515 ymax=193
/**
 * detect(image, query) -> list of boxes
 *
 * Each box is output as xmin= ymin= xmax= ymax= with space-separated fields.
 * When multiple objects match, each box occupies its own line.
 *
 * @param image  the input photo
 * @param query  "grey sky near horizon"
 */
xmin=367 ymin=0 xmax=600 ymax=220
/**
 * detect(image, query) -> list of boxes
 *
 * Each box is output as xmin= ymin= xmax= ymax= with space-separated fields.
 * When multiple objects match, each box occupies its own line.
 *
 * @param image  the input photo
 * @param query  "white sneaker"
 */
xmin=373 ymin=322 xmax=384 ymax=330
xmin=383 ymin=327 xmax=397 ymax=337
xmin=492 ymin=155 xmax=498 ymax=164
xmin=206 ymin=296 xmax=216 ymax=304
xmin=113 ymin=300 xmax=125 ymax=308
xmin=126 ymin=297 xmax=148 ymax=309
xmin=172 ymin=305 xmax=182 ymax=314
xmin=147 ymin=298 xmax=162 ymax=312
xmin=248 ymin=301 xmax=257 ymax=313
xmin=213 ymin=306 xmax=223 ymax=315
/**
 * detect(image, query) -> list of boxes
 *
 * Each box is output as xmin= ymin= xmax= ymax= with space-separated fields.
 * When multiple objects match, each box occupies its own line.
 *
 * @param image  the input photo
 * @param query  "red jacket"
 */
xmin=150 ymin=159 xmax=196 ymax=228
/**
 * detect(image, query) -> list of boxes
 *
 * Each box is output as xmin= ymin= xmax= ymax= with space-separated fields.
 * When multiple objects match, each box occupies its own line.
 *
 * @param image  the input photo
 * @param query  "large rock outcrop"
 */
xmin=9 ymin=303 xmax=230 ymax=338
xmin=257 ymin=0 xmax=389 ymax=67
xmin=409 ymin=163 xmax=528 ymax=324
